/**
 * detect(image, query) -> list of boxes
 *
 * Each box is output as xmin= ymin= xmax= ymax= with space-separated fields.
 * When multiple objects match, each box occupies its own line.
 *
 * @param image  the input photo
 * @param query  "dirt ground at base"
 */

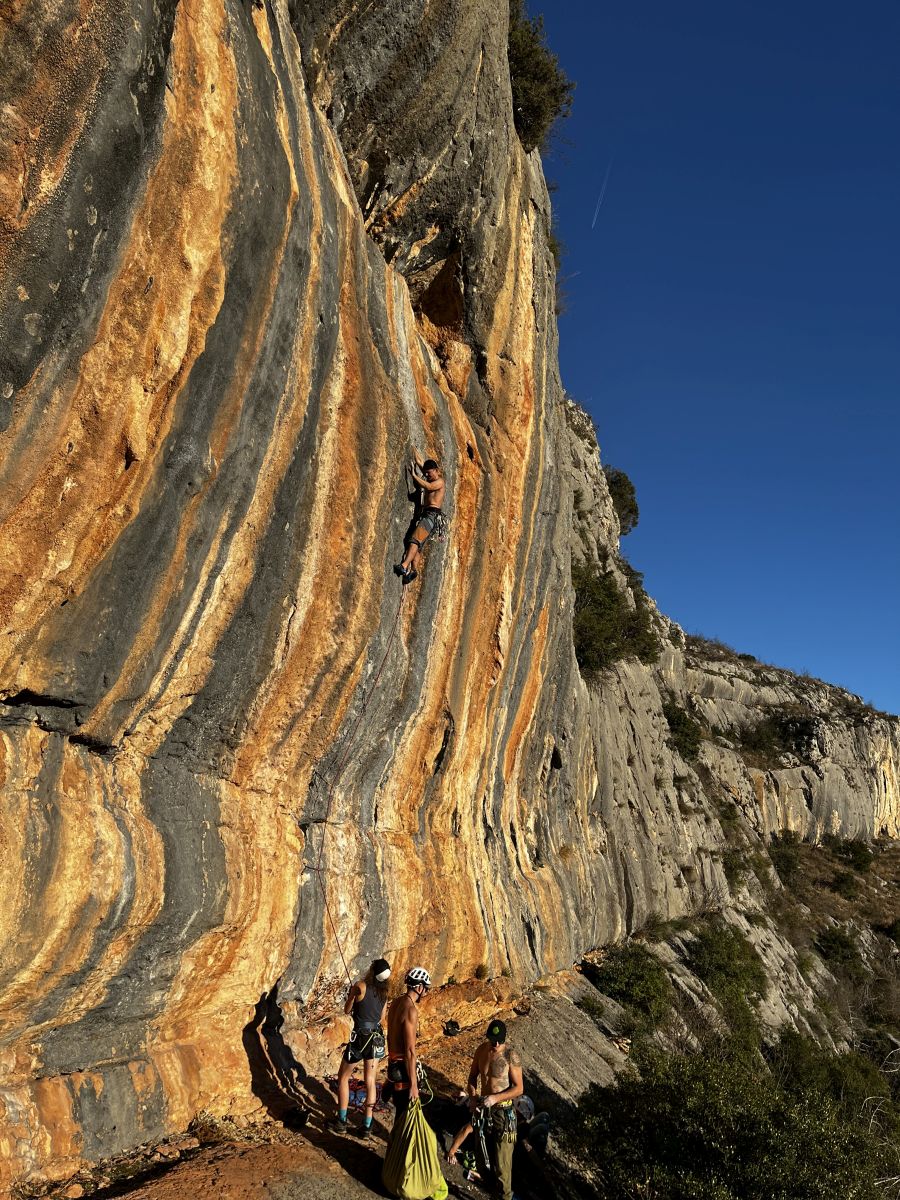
xmin=100 ymin=1139 xmax=380 ymax=1200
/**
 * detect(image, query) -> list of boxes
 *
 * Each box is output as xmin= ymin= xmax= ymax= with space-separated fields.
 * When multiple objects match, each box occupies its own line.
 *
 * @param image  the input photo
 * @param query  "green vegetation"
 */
xmin=474 ymin=962 xmax=489 ymax=980
xmin=602 ymin=465 xmax=639 ymax=535
xmin=507 ymin=0 xmax=574 ymax=152
xmin=565 ymin=1033 xmax=898 ymax=1200
xmin=823 ymin=835 xmax=874 ymax=873
xmin=686 ymin=922 xmax=766 ymax=1044
xmin=768 ymin=830 xmax=802 ymax=887
xmin=687 ymin=922 xmax=767 ymax=1002
xmin=582 ymin=944 xmax=674 ymax=1035
xmin=738 ymin=714 xmax=786 ymax=762
xmin=571 ymin=557 xmax=659 ymax=675
xmin=815 ymin=926 xmax=866 ymax=985
xmin=662 ymin=699 xmax=704 ymax=762
xmin=683 ymin=633 xmax=745 ymax=663
xmin=831 ymin=869 xmax=863 ymax=900
xmin=639 ymin=910 xmax=694 ymax=942
xmin=721 ymin=847 xmax=748 ymax=888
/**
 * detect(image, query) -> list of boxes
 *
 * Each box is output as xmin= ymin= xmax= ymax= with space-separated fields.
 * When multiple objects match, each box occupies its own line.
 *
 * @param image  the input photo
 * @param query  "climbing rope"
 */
xmin=309 ymin=586 xmax=408 ymax=986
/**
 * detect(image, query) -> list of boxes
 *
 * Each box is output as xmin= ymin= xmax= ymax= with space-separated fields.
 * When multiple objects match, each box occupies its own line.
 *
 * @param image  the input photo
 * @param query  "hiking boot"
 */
xmin=324 ymin=1115 xmax=349 ymax=1135
xmin=352 ymin=1124 xmax=375 ymax=1142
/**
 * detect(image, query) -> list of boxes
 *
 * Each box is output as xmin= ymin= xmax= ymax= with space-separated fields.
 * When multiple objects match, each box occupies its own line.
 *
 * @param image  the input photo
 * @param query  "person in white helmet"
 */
xmin=385 ymin=967 xmax=431 ymax=1124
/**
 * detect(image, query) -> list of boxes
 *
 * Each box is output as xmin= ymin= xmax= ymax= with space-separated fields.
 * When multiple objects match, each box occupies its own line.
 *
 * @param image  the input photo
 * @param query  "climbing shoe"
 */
xmin=401 ymin=568 xmax=417 ymax=585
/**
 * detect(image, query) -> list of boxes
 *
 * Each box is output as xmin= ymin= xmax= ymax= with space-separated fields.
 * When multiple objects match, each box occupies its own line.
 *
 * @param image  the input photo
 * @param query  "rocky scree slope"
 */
xmin=0 ymin=0 xmax=898 ymax=1187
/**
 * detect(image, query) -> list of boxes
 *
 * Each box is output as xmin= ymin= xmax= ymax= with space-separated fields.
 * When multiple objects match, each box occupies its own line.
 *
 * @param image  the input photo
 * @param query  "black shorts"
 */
xmin=386 ymin=1058 xmax=411 ymax=1085
xmin=344 ymin=1025 xmax=386 ymax=1064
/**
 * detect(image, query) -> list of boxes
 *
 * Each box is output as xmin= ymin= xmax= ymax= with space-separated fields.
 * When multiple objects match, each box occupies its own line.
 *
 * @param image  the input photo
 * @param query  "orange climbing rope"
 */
xmin=309 ymin=586 xmax=408 ymax=986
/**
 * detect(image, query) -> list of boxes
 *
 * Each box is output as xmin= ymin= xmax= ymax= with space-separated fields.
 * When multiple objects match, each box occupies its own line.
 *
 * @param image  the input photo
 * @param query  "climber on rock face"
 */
xmin=384 ymin=966 xmax=431 ymax=1123
xmin=394 ymin=449 xmax=445 ymax=584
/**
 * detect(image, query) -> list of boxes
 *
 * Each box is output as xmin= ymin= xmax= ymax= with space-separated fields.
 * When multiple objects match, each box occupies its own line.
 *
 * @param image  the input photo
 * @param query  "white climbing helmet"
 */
xmin=405 ymin=966 xmax=432 ymax=990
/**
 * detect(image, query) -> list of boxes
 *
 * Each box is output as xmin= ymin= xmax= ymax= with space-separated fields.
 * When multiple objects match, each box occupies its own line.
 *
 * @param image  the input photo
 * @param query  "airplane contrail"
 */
xmin=591 ymin=157 xmax=615 ymax=229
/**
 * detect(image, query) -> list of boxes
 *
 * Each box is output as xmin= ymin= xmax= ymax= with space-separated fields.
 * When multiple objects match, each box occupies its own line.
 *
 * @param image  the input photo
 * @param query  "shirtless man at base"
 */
xmin=385 ymin=966 xmax=431 ymax=1126
xmin=448 ymin=1019 xmax=523 ymax=1200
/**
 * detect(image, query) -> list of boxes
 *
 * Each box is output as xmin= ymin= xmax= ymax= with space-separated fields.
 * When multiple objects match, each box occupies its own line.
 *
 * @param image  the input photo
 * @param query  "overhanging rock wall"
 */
xmin=1 ymin=0 xmax=898 ymax=1186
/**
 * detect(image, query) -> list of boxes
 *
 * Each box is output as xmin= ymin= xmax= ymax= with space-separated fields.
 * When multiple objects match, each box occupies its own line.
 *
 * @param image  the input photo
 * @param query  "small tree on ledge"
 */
xmin=603 ymin=465 xmax=640 ymax=536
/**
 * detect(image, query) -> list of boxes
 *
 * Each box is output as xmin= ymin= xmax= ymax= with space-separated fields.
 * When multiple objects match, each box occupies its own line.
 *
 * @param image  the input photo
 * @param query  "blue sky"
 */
xmin=539 ymin=1 xmax=900 ymax=714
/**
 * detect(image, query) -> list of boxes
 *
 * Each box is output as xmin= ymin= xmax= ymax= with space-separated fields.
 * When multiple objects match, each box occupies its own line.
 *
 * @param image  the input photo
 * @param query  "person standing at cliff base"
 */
xmin=325 ymin=957 xmax=391 ymax=1139
xmin=385 ymin=966 xmax=431 ymax=1125
xmin=450 ymin=1019 xmax=523 ymax=1200
xmin=394 ymin=450 xmax=445 ymax=584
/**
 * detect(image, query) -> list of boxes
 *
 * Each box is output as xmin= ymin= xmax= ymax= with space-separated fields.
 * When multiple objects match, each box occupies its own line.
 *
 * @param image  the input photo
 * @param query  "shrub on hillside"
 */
xmin=831 ymin=869 xmax=863 ymax=901
xmin=582 ymin=944 xmax=673 ymax=1035
xmin=507 ymin=0 xmax=574 ymax=152
xmin=721 ymin=847 xmax=748 ymax=888
xmin=662 ymin=699 xmax=704 ymax=762
xmin=564 ymin=1037 xmax=896 ymax=1199
xmin=768 ymin=830 xmax=802 ymax=887
xmin=602 ymin=465 xmax=639 ymax=536
xmin=738 ymin=715 xmax=784 ymax=762
xmin=816 ymin=926 xmax=866 ymax=985
xmin=571 ymin=558 xmax=658 ymax=674
xmin=769 ymin=1029 xmax=893 ymax=1122
xmin=823 ymin=835 xmax=874 ymax=874
xmin=687 ymin=922 xmax=767 ymax=1002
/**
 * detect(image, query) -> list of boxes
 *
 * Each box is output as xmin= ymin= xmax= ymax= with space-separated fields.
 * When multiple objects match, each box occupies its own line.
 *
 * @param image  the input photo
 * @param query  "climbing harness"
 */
xmin=346 ymin=1023 xmax=387 ymax=1062
xmin=385 ymin=1058 xmax=434 ymax=1106
xmin=431 ymin=510 xmax=449 ymax=543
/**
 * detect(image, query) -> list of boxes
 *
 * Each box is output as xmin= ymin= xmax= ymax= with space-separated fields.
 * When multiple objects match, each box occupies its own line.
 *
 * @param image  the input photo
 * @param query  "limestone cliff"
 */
xmin=0 ymin=0 xmax=898 ymax=1188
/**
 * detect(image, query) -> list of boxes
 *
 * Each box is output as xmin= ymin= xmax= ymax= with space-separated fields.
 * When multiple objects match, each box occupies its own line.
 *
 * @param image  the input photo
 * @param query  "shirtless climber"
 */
xmin=447 ymin=1020 xmax=523 ymax=1200
xmin=385 ymin=966 xmax=431 ymax=1126
xmin=394 ymin=450 xmax=445 ymax=584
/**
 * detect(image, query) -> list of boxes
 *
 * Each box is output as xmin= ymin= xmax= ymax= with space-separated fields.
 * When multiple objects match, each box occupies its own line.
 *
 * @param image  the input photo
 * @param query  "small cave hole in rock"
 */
xmin=523 ymin=916 xmax=539 ymax=963
xmin=432 ymin=716 xmax=454 ymax=776
xmin=550 ymin=744 xmax=563 ymax=770
xmin=466 ymin=442 xmax=475 ymax=460
xmin=418 ymin=251 xmax=464 ymax=330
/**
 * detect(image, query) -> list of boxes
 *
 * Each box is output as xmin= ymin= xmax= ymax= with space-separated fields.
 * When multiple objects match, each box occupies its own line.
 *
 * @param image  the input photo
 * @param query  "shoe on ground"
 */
xmin=324 ymin=1115 xmax=349 ymax=1134
xmin=352 ymin=1124 xmax=375 ymax=1142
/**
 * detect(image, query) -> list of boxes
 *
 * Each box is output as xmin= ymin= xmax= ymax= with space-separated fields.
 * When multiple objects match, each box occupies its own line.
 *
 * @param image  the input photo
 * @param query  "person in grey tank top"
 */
xmin=325 ymin=957 xmax=391 ymax=1139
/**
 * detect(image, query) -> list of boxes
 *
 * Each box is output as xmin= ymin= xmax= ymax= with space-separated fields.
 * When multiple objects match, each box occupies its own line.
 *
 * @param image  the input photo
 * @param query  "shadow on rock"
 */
xmin=243 ymin=984 xmax=389 ymax=1191
xmin=242 ymin=983 xmax=311 ymax=1128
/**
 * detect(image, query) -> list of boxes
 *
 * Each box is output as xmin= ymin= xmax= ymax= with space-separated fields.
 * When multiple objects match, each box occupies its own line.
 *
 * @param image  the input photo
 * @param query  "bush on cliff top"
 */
xmin=508 ymin=0 xmax=574 ymax=152
xmin=571 ymin=558 xmax=659 ymax=674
